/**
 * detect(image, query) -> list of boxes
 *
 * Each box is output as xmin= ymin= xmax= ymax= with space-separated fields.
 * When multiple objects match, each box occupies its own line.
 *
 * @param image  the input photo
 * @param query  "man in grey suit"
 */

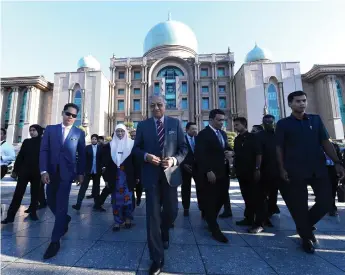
xmin=134 ymin=95 xmax=187 ymax=275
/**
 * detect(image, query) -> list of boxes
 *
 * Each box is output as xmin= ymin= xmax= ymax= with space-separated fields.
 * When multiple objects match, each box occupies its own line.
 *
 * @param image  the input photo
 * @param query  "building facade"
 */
xmin=1 ymin=15 xmax=345 ymax=143
xmin=0 ymin=76 xmax=53 ymax=143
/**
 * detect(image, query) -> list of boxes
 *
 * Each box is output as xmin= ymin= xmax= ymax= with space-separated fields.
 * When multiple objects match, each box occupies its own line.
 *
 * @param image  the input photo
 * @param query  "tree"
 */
xmin=77 ymin=125 xmax=86 ymax=132
xmin=226 ymin=131 xmax=237 ymax=149
xmin=124 ymin=121 xmax=134 ymax=131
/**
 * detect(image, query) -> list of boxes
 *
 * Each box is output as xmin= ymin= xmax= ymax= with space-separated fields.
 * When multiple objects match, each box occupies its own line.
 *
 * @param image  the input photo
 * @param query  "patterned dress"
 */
xmin=111 ymin=165 xmax=133 ymax=225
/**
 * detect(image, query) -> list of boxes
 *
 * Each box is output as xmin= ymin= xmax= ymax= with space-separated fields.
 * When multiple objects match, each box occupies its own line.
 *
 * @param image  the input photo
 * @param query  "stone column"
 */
xmin=0 ymin=87 xmax=4 ymax=119
xmin=212 ymin=61 xmax=218 ymax=109
xmin=278 ymin=82 xmax=285 ymax=118
xmin=126 ymin=64 xmax=132 ymax=122
xmin=326 ymin=75 xmax=344 ymax=139
xmin=21 ymin=86 xmax=33 ymax=140
xmin=6 ymin=86 xmax=19 ymax=143
xmin=194 ymin=59 xmax=201 ymax=129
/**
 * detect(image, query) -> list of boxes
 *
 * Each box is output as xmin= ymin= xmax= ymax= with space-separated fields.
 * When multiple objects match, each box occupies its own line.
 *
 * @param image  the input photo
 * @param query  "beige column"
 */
xmin=278 ymin=82 xmax=285 ymax=118
xmin=0 ymin=87 xmax=4 ymax=119
xmin=212 ymin=62 xmax=218 ymax=109
xmin=194 ymin=60 xmax=201 ymax=129
xmin=125 ymin=64 xmax=132 ymax=122
xmin=7 ymin=86 xmax=19 ymax=143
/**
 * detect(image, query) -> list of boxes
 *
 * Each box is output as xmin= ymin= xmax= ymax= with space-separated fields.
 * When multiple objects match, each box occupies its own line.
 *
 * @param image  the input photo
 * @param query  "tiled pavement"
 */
xmin=1 ymin=176 xmax=345 ymax=275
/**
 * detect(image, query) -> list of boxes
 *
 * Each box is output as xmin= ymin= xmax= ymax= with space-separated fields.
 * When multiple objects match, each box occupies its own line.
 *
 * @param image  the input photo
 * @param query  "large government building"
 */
xmin=1 ymin=15 xmax=345 ymax=144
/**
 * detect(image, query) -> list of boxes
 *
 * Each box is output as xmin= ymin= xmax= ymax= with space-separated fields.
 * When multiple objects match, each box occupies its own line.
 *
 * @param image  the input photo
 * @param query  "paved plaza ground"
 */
xmin=1 ymin=176 xmax=345 ymax=275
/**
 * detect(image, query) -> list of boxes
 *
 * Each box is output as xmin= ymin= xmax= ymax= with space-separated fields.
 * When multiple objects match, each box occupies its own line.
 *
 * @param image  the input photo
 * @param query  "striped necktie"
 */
xmin=156 ymin=119 xmax=165 ymax=152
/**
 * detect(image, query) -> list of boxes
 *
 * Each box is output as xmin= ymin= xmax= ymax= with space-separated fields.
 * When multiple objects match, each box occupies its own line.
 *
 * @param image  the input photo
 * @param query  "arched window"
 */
xmin=156 ymin=66 xmax=184 ymax=77
xmin=18 ymin=90 xmax=28 ymax=128
xmin=336 ymin=80 xmax=345 ymax=123
xmin=4 ymin=91 xmax=13 ymax=129
xmin=156 ymin=66 xmax=184 ymax=109
xmin=267 ymin=84 xmax=280 ymax=121
xmin=73 ymin=90 xmax=82 ymax=126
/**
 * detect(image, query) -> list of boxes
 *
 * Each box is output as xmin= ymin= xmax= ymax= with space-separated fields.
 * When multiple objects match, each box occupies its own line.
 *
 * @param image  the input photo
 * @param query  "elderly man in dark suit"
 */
xmin=195 ymin=109 xmax=233 ymax=243
xmin=133 ymin=95 xmax=187 ymax=275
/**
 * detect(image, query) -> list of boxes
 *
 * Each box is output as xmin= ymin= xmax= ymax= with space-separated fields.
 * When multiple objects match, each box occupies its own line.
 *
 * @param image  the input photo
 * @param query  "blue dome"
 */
xmin=245 ymin=43 xmax=272 ymax=63
xmin=77 ymin=55 xmax=101 ymax=70
xmin=144 ymin=17 xmax=198 ymax=54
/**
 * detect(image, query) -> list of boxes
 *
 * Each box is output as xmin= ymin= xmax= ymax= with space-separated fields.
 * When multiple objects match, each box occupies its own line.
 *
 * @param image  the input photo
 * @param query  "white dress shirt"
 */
xmin=0 ymin=141 xmax=16 ymax=166
xmin=208 ymin=124 xmax=225 ymax=147
xmin=62 ymin=124 xmax=72 ymax=143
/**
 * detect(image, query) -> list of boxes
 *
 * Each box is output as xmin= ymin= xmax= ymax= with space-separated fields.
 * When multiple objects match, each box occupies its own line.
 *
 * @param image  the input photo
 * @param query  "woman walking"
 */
xmin=101 ymin=124 xmax=138 ymax=231
xmin=2 ymin=124 xmax=44 ymax=223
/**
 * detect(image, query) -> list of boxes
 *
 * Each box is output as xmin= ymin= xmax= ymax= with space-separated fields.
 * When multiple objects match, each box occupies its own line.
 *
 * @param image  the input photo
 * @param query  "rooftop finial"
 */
xmin=227 ymin=46 xmax=231 ymax=54
xmin=168 ymin=11 xmax=172 ymax=21
xmin=255 ymin=41 xmax=258 ymax=47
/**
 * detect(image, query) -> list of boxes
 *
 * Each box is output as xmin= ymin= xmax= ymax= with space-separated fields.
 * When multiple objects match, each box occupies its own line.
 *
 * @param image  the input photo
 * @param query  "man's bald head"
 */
xmin=150 ymin=95 xmax=166 ymax=119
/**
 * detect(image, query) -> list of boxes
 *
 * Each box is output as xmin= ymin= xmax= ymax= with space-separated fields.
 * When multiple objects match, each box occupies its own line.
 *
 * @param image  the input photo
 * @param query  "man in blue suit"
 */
xmin=40 ymin=103 xmax=86 ymax=259
xmin=134 ymin=95 xmax=187 ymax=275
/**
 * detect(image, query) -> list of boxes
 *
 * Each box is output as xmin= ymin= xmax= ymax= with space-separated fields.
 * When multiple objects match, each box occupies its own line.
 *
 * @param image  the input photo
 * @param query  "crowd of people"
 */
xmin=0 ymin=90 xmax=344 ymax=275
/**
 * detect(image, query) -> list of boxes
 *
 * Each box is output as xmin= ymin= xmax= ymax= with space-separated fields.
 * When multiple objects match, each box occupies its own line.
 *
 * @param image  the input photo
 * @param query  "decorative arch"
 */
xmin=156 ymin=66 xmax=184 ymax=77
xmin=336 ymin=79 xmax=345 ymax=123
xmin=4 ymin=90 xmax=13 ymax=129
xmin=266 ymin=77 xmax=280 ymax=121
xmin=73 ymin=83 xmax=82 ymax=127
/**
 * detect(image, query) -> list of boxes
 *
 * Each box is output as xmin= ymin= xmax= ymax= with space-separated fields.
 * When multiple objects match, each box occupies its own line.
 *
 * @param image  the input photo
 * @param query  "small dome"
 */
xmin=77 ymin=55 xmax=101 ymax=71
xmin=143 ymin=14 xmax=198 ymax=54
xmin=245 ymin=43 xmax=272 ymax=63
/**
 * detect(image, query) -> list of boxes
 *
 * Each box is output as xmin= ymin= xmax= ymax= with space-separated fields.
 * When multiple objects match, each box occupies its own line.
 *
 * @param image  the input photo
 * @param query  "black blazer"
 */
xmin=100 ymin=143 xmax=138 ymax=191
xmin=180 ymin=135 xmax=195 ymax=167
xmin=13 ymin=138 xmax=41 ymax=177
xmin=195 ymin=126 xmax=231 ymax=179
xmin=85 ymin=144 xmax=102 ymax=175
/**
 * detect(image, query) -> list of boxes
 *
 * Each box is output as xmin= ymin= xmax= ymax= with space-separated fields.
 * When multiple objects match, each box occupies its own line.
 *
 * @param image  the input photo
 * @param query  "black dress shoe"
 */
xmin=183 ymin=209 xmax=189 ymax=217
xmin=329 ymin=210 xmax=339 ymax=217
xmin=63 ymin=215 xmax=71 ymax=235
xmin=37 ymin=203 xmax=47 ymax=210
xmin=72 ymin=204 xmax=81 ymax=211
xmin=43 ymin=242 xmax=60 ymax=259
xmin=1 ymin=217 xmax=14 ymax=224
xmin=29 ymin=212 xmax=39 ymax=221
xmin=212 ymin=230 xmax=229 ymax=243
xmin=112 ymin=225 xmax=120 ymax=232
xmin=302 ymin=239 xmax=315 ymax=254
xmin=248 ymin=226 xmax=264 ymax=234
xmin=93 ymin=205 xmax=106 ymax=212
xmin=264 ymin=219 xmax=274 ymax=228
xmin=24 ymin=207 xmax=32 ymax=214
xmin=169 ymin=223 xmax=174 ymax=229
xmin=149 ymin=260 xmax=164 ymax=275
xmin=86 ymin=195 xmax=94 ymax=199
xmin=201 ymin=211 xmax=206 ymax=219
xmin=219 ymin=211 xmax=233 ymax=218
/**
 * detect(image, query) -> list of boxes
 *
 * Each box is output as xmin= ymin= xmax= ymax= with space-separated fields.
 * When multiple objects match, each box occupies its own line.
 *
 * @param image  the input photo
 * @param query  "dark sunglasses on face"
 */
xmin=64 ymin=111 xmax=77 ymax=118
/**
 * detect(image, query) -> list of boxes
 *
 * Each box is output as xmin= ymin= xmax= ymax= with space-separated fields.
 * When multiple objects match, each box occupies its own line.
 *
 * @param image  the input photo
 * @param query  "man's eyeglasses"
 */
xmin=150 ymin=103 xmax=164 ymax=109
xmin=64 ymin=111 xmax=77 ymax=118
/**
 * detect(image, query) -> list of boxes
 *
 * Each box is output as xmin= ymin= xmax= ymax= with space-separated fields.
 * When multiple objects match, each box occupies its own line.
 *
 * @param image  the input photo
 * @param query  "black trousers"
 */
xmin=1 ymin=165 xmax=8 ymax=179
xmin=7 ymin=173 xmax=41 ymax=218
xmin=327 ymin=166 xmax=338 ymax=211
xmin=76 ymin=173 xmax=101 ymax=206
xmin=238 ymin=177 xmax=256 ymax=222
xmin=135 ymin=181 xmax=143 ymax=201
xmin=221 ymin=179 xmax=232 ymax=213
xmin=279 ymin=176 xmax=332 ymax=240
xmin=181 ymin=169 xmax=196 ymax=210
xmin=38 ymin=182 xmax=47 ymax=206
xmin=203 ymin=177 xmax=229 ymax=232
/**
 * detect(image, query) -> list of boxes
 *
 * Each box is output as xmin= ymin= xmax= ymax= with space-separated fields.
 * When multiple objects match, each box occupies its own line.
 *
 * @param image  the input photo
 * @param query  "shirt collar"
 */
xmin=154 ymin=116 xmax=164 ymax=124
xmin=61 ymin=123 xmax=73 ymax=130
xmin=208 ymin=124 xmax=219 ymax=133
xmin=289 ymin=113 xmax=309 ymax=121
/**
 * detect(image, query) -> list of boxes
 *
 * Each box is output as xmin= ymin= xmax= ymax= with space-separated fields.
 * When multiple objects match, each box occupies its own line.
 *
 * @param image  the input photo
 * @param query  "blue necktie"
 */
xmin=216 ymin=130 xmax=224 ymax=148
xmin=190 ymin=136 xmax=195 ymax=152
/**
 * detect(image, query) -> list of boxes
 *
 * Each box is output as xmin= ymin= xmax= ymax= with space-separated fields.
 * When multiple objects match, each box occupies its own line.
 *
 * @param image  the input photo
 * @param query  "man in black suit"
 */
xmin=195 ymin=109 xmax=233 ymax=243
xmin=180 ymin=122 xmax=198 ymax=217
xmin=72 ymin=134 xmax=102 ymax=210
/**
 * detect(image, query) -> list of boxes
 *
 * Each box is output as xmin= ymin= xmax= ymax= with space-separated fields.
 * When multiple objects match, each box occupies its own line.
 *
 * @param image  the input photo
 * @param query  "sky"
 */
xmin=1 ymin=0 xmax=345 ymax=82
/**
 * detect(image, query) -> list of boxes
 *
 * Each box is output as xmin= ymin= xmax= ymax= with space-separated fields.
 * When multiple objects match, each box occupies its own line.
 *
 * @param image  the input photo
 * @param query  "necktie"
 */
xmin=62 ymin=127 xmax=65 ymax=144
xmin=156 ymin=119 xmax=165 ymax=152
xmin=190 ymin=136 xmax=195 ymax=152
xmin=216 ymin=130 xmax=224 ymax=148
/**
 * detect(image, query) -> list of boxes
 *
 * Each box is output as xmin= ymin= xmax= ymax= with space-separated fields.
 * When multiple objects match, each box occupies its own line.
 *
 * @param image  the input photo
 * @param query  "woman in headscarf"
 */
xmin=101 ymin=124 xmax=138 ymax=231
xmin=2 ymin=124 xmax=44 ymax=224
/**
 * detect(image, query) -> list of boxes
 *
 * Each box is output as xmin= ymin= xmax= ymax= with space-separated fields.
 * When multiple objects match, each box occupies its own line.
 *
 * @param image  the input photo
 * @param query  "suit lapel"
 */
xmin=207 ymin=126 xmax=223 ymax=150
xmin=57 ymin=124 xmax=63 ymax=146
xmin=150 ymin=118 xmax=159 ymax=145
xmin=163 ymin=116 xmax=169 ymax=148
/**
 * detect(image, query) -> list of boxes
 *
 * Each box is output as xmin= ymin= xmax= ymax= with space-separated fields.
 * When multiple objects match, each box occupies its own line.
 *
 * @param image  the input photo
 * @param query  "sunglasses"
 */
xmin=64 ymin=111 xmax=77 ymax=118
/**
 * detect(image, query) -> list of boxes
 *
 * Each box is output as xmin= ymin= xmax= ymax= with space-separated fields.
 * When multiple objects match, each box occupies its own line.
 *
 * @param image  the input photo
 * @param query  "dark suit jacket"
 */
xmin=40 ymin=124 xmax=86 ymax=181
xmin=195 ymin=126 xmax=231 ymax=180
xmin=133 ymin=116 xmax=187 ymax=188
xmin=181 ymin=135 xmax=195 ymax=167
xmin=100 ymin=143 xmax=138 ymax=191
xmin=85 ymin=144 xmax=102 ymax=175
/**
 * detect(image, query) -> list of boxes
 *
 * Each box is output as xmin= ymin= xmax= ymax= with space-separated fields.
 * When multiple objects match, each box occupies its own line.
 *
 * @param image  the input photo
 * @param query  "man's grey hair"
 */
xmin=149 ymin=95 xmax=167 ymax=104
